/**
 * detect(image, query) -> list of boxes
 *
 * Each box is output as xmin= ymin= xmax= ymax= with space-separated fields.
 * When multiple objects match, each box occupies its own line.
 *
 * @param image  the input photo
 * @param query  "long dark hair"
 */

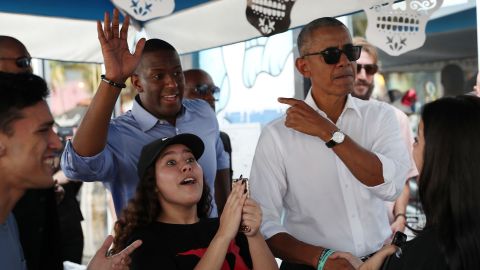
xmin=419 ymin=95 xmax=480 ymax=269
xmin=111 ymin=160 xmax=212 ymax=254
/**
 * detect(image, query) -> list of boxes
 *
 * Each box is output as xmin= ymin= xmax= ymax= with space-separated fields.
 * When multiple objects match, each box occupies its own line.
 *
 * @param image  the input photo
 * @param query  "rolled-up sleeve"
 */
xmin=366 ymin=105 xmax=410 ymax=201
xmin=249 ymin=126 xmax=288 ymax=239
xmin=215 ymin=132 xmax=230 ymax=171
xmin=61 ymin=140 xmax=117 ymax=183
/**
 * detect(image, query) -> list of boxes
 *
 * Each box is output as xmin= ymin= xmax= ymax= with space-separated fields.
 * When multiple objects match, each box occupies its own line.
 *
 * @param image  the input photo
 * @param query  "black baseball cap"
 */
xmin=137 ymin=133 xmax=205 ymax=179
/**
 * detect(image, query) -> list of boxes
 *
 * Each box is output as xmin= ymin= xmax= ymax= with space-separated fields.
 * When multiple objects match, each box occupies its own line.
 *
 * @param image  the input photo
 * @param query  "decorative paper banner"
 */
xmin=112 ymin=0 xmax=175 ymax=21
xmin=246 ymin=0 xmax=297 ymax=36
xmin=362 ymin=0 xmax=443 ymax=56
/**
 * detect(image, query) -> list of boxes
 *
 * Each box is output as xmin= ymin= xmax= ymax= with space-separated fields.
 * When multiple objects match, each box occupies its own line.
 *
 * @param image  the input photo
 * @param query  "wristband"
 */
xmin=317 ymin=249 xmax=335 ymax=270
xmin=394 ymin=213 xmax=407 ymax=221
xmin=101 ymin=74 xmax=126 ymax=89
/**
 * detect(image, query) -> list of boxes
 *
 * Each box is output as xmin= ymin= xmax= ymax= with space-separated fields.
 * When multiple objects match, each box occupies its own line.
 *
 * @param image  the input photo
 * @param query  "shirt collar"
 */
xmin=304 ymin=89 xmax=362 ymax=120
xmin=131 ymin=95 xmax=185 ymax=132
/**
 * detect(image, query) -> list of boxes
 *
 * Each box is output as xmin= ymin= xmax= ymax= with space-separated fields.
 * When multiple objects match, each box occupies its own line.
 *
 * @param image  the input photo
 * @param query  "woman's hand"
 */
xmin=240 ymin=198 xmax=262 ymax=237
xmin=97 ymin=9 xmax=145 ymax=83
xmin=329 ymin=252 xmax=363 ymax=269
xmin=330 ymin=245 xmax=397 ymax=270
xmin=217 ymin=181 xmax=247 ymax=241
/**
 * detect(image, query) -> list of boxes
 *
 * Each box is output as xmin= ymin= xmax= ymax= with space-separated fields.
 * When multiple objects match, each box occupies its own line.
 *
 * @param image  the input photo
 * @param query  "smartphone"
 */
xmin=381 ymin=231 xmax=407 ymax=270
xmin=232 ymin=175 xmax=249 ymax=197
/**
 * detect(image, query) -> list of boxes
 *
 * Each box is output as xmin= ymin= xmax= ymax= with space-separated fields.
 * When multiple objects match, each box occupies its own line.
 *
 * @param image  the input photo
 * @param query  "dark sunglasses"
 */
xmin=356 ymin=64 xmax=378 ymax=75
xmin=195 ymin=84 xmax=220 ymax=100
xmin=303 ymin=45 xmax=362 ymax=65
xmin=0 ymin=56 xmax=32 ymax=68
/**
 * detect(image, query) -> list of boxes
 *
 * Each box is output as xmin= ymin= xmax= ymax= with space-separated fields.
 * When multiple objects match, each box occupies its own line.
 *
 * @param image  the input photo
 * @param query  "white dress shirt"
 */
xmin=249 ymin=92 xmax=410 ymax=257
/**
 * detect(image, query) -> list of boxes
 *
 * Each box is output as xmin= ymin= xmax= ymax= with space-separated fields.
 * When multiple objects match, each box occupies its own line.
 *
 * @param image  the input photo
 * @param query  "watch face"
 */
xmin=333 ymin=131 xmax=345 ymax=143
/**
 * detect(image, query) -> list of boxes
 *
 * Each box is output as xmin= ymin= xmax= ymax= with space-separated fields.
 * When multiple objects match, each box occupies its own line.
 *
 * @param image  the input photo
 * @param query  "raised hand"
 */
xmin=97 ymin=9 xmax=145 ymax=83
xmin=278 ymin=97 xmax=335 ymax=140
xmin=240 ymin=198 xmax=262 ymax=237
xmin=217 ymin=181 xmax=248 ymax=240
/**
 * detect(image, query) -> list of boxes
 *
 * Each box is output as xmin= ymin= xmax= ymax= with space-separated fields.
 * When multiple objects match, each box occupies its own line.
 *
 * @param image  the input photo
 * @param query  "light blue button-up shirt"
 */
xmin=61 ymin=97 xmax=229 ymax=217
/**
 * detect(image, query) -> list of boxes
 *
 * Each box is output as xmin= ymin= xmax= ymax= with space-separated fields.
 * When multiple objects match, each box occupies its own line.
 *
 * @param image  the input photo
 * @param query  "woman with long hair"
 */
xmin=111 ymin=133 xmax=277 ymax=270
xmin=334 ymin=95 xmax=480 ymax=270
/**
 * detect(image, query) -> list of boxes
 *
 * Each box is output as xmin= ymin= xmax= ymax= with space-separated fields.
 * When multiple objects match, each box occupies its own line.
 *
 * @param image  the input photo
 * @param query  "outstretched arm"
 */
xmin=72 ymin=9 xmax=145 ymax=157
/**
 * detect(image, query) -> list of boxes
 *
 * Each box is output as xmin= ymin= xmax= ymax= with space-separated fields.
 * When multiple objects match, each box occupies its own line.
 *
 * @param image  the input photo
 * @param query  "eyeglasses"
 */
xmin=195 ymin=84 xmax=220 ymax=101
xmin=0 ymin=56 xmax=32 ymax=68
xmin=357 ymin=64 xmax=378 ymax=75
xmin=302 ymin=45 xmax=362 ymax=65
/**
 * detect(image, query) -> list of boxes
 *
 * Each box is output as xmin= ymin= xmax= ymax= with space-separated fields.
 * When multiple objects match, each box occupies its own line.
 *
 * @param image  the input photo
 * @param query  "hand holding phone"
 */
xmin=232 ymin=175 xmax=251 ymax=233
xmin=232 ymin=174 xmax=249 ymax=197
xmin=381 ymin=231 xmax=407 ymax=270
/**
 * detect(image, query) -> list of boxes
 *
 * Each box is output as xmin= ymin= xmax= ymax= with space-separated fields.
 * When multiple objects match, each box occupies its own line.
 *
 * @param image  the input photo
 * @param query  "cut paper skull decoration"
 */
xmin=113 ymin=0 xmax=175 ymax=22
xmin=362 ymin=0 xmax=443 ymax=56
xmin=246 ymin=0 xmax=297 ymax=36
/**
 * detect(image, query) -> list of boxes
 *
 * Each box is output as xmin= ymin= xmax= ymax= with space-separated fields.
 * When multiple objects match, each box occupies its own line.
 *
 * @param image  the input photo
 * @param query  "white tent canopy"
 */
xmin=0 ymin=0 xmax=365 ymax=63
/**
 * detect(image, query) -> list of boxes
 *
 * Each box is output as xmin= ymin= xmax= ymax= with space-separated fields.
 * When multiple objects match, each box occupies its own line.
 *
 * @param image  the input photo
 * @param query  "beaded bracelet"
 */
xmin=394 ymin=213 xmax=407 ymax=221
xmin=317 ymin=248 xmax=335 ymax=270
xmin=101 ymin=74 xmax=126 ymax=89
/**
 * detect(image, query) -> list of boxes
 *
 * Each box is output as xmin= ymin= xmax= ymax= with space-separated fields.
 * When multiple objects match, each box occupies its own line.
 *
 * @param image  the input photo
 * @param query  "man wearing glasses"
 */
xmin=183 ymin=69 xmax=233 ymax=181
xmin=0 ymin=36 xmax=32 ymax=74
xmin=249 ymin=18 xmax=410 ymax=269
xmin=352 ymin=37 xmax=418 ymax=239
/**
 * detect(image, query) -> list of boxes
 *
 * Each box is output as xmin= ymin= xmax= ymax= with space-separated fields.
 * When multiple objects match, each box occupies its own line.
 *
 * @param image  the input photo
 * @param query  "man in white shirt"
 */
xmin=249 ymin=17 xmax=410 ymax=270
xmin=351 ymin=36 xmax=418 ymax=236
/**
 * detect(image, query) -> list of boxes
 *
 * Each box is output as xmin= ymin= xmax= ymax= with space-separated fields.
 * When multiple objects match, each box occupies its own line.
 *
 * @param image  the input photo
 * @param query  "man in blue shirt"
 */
xmin=61 ymin=10 xmax=230 ymax=217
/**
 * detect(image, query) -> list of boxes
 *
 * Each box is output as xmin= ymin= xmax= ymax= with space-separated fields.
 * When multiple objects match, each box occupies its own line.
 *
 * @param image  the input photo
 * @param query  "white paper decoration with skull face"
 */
xmin=113 ymin=0 xmax=175 ymax=22
xmin=362 ymin=0 xmax=443 ymax=56
xmin=246 ymin=0 xmax=297 ymax=36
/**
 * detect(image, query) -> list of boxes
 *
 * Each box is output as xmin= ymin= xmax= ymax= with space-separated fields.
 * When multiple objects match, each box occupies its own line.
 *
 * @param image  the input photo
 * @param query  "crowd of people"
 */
xmin=1 ymin=8 xmax=479 ymax=270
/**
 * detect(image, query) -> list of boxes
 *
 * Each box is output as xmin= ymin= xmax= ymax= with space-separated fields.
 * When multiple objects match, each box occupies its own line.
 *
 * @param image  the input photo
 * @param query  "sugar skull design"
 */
xmin=246 ymin=0 xmax=296 ymax=36
xmin=362 ymin=0 xmax=443 ymax=56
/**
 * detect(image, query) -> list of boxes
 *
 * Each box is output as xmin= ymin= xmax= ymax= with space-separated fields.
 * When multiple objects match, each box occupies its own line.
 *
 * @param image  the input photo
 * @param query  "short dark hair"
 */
xmin=143 ymin=38 xmax=177 ymax=54
xmin=0 ymin=72 xmax=49 ymax=135
xmin=419 ymin=95 xmax=480 ymax=269
xmin=297 ymin=17 xmax=347 ymax=55
xmin=135 ymin=39 xmax=179 ymax=73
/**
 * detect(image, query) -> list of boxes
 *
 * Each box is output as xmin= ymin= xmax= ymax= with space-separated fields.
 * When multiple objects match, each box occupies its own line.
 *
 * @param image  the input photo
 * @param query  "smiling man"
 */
xmin=0 ymin=72 xmax=142 ymax=270
xmin=249 ymin=17 xmax=410 ymax=269
xmin=61 ymin=10 xmax=230 ymax=217
xmin=0 ymin=72 xmax=62 ymax=270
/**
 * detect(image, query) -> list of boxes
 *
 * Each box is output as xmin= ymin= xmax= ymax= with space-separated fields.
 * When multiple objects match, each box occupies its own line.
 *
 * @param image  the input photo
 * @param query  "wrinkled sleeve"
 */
xmin=249 ymin=125 xmax=288 ymax=239
xmin=60 ymin=128 xmax=119 ymax=183
xmin=366 ymin=105 xmax=410 ymax=201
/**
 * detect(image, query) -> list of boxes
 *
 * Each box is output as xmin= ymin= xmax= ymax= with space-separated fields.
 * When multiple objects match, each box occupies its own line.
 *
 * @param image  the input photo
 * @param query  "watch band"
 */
xmin=325 ymin=139 xmax=337 ymax=148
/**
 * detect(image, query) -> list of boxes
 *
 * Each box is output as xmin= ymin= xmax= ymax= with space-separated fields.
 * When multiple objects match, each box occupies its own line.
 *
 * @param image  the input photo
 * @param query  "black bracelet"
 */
xmin=394 ymin=213 xmax=407 ymax=221
xmin=101 ymin=74 xmax=126 ymax=89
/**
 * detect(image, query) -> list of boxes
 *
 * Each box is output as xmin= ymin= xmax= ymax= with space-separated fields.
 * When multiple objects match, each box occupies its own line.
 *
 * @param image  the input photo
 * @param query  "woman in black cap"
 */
xmin=111 ymin=133 xmax=277 ymax=270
